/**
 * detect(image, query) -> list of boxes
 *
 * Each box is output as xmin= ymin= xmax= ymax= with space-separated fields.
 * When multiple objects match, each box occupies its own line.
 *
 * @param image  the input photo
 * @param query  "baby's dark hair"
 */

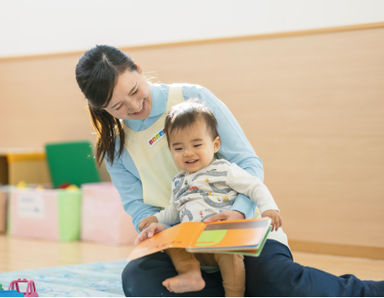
xmin=164 ymin=99 xmax=219 ymax=145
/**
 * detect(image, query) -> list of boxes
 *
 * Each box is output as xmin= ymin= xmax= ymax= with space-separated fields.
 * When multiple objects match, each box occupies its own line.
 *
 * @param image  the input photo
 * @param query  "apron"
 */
xmin=124 ymin=85 xmax=184 ymax=207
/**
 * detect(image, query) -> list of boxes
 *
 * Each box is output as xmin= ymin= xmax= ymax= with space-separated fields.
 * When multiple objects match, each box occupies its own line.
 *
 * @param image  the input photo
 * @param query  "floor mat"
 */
xmin=0 ymin=260 xmax=126 ymax=296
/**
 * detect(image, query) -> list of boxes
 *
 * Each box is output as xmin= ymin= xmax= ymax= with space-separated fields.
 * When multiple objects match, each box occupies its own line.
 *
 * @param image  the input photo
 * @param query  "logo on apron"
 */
xmin=148 ymin=128 xmax=166 ymax=146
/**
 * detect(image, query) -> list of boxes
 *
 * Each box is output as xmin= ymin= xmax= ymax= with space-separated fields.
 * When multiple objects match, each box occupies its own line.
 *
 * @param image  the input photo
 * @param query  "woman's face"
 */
xmin=103 ymin=69 xmax=152 ymax=120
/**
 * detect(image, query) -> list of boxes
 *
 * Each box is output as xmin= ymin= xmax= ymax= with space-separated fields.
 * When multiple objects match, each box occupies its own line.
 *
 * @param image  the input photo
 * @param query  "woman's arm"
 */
xmin=105 ymin=146 xmax=161 ymax=232
xmin=183 ymin=84 xmax=263 ymax=218
xmin=182 ymin=84 xmax=264 ymax=179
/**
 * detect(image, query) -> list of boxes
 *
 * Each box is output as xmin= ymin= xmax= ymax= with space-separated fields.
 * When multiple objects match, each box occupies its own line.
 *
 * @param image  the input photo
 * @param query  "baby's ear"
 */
xmin=213 ymin=136 xmax=221 ymax=153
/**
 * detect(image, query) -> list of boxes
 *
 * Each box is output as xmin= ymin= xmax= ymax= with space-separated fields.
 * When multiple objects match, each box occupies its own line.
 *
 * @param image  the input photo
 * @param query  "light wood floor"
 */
xmin=1 ymin=235 xmax=383 ymax=281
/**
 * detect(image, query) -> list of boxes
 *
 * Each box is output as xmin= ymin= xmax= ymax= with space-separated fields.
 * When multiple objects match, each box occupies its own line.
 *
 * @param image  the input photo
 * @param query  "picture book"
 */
xmin=127 ymin=217 xmax=271 ymax=261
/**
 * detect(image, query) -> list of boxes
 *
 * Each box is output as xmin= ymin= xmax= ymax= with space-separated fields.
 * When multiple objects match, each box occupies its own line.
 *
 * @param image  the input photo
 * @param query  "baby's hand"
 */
xmin=262 ymin=209 xmax=282 ymax=231
xmin=204 ymin=210 xmax=245 ymax=223
xmin=135 ymin=222 xmax=167 ymax=245
xmin=138 ymin=216 xmax=158 ymax=231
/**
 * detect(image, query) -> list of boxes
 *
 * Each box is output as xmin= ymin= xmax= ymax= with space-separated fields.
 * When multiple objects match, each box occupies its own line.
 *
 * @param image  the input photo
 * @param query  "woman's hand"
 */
xmin=135 ymin=222 xmax=167 ymax=245
xmin=138 ymin=216 xmax=158 ymax=231
xmin=203 ymin=210 xmax=245 ymax=223
xmin=262 ymin=209 xmax=282 ymax=231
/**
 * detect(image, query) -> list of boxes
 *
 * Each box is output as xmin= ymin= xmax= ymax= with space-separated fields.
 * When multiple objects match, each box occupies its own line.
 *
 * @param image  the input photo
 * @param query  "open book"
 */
xmin=128 ymin=217 xmax=271 ymax=261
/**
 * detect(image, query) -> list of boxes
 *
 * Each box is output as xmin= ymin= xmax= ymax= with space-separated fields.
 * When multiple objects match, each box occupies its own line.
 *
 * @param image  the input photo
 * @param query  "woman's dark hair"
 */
xmin=75 ymin=45 xmax=138 ymax=164
xmin=164 ymin=99 xmax=219 ymax=145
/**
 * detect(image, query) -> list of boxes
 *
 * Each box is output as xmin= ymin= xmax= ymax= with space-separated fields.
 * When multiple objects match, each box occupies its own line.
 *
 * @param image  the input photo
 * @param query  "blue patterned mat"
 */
xmin=0 ymin=260 xmax=126 ymax=296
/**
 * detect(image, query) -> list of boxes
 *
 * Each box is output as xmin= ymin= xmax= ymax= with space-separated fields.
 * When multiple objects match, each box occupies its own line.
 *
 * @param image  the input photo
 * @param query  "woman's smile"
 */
xmin=105 ymin=70 xmax=153 ymax=120
xmin=128 ymin=99 xmax=146 ymax=116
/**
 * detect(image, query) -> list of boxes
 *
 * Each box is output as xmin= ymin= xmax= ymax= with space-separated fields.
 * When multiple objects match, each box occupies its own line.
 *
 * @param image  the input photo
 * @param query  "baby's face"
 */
xmin=168 ymin=120 xmax=220 ymax=173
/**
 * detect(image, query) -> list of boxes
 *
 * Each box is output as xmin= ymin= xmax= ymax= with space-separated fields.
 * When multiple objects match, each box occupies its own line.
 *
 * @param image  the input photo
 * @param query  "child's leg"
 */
xmin=195 ymin=252 xmax=218 ymax=266
xmin=214 ymin=253 xmax=245 ymax=297
xmin=164 ymin=248 xmax=205 ymax=293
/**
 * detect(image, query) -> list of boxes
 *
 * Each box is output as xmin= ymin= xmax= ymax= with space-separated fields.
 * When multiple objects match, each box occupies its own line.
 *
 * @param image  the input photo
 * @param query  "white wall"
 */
xmin=0 ymin=0 xmax=384 ymax=57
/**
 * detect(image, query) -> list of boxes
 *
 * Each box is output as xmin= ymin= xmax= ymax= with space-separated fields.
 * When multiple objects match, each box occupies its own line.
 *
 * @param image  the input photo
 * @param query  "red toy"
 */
xmin=8 ymin=279 xmax=38 ymax=297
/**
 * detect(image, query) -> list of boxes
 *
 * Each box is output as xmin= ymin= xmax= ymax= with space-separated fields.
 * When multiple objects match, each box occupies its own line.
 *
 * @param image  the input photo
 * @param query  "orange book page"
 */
xmin=127 ymin=221 xmax=205 ymax=261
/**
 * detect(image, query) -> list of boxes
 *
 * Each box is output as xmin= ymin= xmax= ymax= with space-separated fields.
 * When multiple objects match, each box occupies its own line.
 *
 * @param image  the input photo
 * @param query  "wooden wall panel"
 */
xmin=0 ymin=56 xmax=93 ymax=148
xmin=1 ymin=26 xmax=383 ymax=255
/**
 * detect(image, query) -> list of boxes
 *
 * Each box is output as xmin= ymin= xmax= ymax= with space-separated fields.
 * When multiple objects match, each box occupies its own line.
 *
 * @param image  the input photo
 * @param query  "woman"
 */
xmin=75 ymin=45 xmax=383 ymax=296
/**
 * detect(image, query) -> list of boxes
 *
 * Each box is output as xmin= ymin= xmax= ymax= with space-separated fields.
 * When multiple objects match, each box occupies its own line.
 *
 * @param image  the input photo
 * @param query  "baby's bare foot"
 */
xmin=163 ymin=271 xmax=205 ymax=293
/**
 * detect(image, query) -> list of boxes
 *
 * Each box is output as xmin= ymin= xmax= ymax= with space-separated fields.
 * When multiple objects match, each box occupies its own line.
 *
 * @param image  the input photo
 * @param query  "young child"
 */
xmin=137 ymin=99 xmax=282 ymax=296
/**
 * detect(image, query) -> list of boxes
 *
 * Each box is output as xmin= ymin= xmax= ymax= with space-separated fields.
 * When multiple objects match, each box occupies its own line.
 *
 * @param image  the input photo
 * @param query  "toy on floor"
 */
xmin=0 ymin=281 xmax=23 ymax=297
xmin=0 ymin=279 xmax=38 ymax=297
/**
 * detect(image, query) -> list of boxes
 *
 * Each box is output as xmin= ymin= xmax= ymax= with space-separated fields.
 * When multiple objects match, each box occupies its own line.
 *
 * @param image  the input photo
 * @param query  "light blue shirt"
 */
xmin=106 ymin=83 xmax=263 ymax=232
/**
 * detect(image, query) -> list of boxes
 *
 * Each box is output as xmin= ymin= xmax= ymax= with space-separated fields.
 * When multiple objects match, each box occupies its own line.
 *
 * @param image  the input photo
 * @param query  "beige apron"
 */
xmin=124 ymin=85 xmax=184 ymax=207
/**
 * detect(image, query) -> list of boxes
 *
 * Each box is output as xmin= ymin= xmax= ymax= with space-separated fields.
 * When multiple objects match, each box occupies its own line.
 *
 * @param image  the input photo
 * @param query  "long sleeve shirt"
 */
xmin=156 ymin=159 xmax=278 ymax=225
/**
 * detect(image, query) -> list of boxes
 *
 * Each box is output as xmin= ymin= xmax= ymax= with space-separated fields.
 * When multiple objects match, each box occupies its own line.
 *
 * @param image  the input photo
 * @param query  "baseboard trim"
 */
xmin=289 ymin=240 xmax=384 ymax=260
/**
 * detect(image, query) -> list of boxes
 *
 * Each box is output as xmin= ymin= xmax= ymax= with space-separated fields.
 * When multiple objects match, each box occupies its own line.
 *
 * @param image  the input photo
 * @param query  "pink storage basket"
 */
xmin=8 ymin=186 xmax=81 ymax=241
xmin=81 ymin=182 xmax=137 ymax=245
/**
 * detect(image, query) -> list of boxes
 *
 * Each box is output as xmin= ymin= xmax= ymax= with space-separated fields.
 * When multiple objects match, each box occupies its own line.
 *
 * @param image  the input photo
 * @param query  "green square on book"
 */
xmin=195 ymin=229 xmax=227 ymax=247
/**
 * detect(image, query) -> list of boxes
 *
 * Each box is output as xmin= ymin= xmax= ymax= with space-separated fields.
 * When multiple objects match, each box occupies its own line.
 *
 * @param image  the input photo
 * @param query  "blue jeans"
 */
xmin=122 ymin=240 xmax=383 ymax=296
